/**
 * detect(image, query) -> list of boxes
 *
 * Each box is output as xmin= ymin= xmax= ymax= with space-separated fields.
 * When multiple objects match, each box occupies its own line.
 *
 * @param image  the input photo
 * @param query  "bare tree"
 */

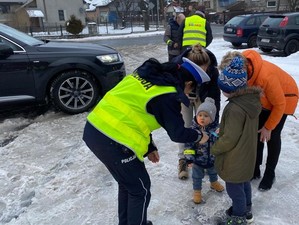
xmin=111 ymin=0 xmax=134 ymax=19
xmin=276 ymin=0 xmax=281 ymax=11
xmin=286 ymin=0 xmax=299 ymax=11
xmin=139 ymin=0 xmax=150 ymax=31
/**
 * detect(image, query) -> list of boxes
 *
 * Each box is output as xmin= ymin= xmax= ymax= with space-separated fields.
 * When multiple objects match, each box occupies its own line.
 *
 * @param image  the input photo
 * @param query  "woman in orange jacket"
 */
xmin=219 ymin=50 xmax=298 ymax=191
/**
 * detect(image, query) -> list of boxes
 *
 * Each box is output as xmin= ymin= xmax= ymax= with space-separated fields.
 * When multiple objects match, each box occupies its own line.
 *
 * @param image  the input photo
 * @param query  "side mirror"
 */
xmin=0 ymin=43 xmax=14 ymax=59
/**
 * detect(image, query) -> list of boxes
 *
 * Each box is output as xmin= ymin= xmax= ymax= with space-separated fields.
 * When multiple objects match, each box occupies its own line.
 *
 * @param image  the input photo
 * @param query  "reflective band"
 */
xmin=184 ymin=149 xmax=196 ymax=155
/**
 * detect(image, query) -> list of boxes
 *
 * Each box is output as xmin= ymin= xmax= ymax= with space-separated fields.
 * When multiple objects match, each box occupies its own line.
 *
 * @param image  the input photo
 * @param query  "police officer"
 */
xmin=83 ymin=56 xmax=211 ymax=225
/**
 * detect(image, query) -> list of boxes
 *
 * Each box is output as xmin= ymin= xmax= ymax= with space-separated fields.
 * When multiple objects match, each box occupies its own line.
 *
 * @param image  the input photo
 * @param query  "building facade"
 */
xmin=0 ymin=0 xmax=86 ymax=30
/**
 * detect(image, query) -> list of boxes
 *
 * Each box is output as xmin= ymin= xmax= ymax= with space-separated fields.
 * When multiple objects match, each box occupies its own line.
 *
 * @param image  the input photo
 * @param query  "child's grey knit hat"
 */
xmin=196 ymin=97 xmax=216 ymax=122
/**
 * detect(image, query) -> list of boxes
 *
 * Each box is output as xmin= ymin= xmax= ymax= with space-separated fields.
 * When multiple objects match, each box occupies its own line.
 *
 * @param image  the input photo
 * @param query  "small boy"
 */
xmin=211 ymin=56 xmax=262 ymax=225
xmin=184 ymin=97 xmax=224 ymax=204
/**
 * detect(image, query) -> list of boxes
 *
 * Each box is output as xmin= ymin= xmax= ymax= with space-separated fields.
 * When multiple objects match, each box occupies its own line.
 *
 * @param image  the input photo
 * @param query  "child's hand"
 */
xmin=147 ymin=150 xmax=160 ymax=163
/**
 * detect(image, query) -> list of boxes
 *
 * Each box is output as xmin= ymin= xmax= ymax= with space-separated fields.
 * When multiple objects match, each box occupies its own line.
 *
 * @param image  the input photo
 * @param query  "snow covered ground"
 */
xmin=0 ymin=36 xmax=298 ymax=225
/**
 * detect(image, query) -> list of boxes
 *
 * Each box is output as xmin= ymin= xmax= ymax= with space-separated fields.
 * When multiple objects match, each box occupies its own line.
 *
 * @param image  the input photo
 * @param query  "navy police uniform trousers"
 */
xmin=83 ymin=121 xmax=151 ymax=225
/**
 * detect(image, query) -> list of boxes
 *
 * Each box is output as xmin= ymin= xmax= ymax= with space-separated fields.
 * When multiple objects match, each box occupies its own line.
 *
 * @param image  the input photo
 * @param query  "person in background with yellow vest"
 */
xmin=82 ymin=54 xmax=212 ymax=225
xmin=178 ymin=10 xmax=213 ymax=52
xmin=164 ymin=13 xmax=185 ymax=61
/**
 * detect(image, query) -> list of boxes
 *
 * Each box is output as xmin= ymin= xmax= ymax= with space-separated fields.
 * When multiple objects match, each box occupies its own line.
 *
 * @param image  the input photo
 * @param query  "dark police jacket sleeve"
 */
xmin=147 ymin=92 xmax=202 ymax=143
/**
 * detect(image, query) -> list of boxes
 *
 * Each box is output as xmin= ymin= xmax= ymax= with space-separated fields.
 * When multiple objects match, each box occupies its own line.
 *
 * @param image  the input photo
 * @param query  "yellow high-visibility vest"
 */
xmin=87 ymin=73 xmax=177 ymax=161
xmin=182 ymin=15 xmax=207 ymax=47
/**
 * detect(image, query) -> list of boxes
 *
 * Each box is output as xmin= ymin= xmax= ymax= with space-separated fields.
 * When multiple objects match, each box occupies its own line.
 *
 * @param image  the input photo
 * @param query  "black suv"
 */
xmin=0 ymin=23 xmax=126 ymax=114
xmin=223 ymin=13 xmax=274 ymax=48
xmin=257 ymin=12 xmax=299 ymax=56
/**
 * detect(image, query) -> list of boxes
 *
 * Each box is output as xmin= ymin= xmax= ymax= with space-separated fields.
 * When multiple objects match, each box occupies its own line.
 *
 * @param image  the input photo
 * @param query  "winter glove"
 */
xmin=166 ymin=40 xmax=173 ymax=47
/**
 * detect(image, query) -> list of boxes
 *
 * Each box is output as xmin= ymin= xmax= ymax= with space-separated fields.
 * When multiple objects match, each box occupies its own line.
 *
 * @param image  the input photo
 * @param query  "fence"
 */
xmin=16 ymin=17 xmax=165 ymax=39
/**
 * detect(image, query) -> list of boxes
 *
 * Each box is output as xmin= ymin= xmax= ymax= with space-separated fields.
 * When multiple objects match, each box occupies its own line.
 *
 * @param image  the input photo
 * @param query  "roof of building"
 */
xmin=84 ymin=0 xmax=111 ymax=11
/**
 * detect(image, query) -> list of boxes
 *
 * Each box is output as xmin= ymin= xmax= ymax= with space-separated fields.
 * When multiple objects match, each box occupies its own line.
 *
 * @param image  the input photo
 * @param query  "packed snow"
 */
xmin=0 ymin=35 xmax=298 ymax=225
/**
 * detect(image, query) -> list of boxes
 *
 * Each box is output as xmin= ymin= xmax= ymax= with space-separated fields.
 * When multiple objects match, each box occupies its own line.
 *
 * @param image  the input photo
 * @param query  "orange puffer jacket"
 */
xmin=243 ymin=50 xmax=298 ymax=130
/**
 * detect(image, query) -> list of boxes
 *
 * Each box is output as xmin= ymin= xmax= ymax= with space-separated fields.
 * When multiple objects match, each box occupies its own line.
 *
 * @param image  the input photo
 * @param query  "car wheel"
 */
xmin=284 ymin=39 xmax=299 ymax=56
xmin=232 ymin=42 xmax=242 ymax=47
xmin=260 ymin=47 xmax=273 ymax=53
xmin=50 ymin=70 xmax=100 ymax=114
xmin=247 ymin=36 xmax=257 ymax=48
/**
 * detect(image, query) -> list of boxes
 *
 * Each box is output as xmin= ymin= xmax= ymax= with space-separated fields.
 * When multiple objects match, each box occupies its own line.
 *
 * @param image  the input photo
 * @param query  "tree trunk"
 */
xmin=142 ymin=10 xmax=149 ymax=31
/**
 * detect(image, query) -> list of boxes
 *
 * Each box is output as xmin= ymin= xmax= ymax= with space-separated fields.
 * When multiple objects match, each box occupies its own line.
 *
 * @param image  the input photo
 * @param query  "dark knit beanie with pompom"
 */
xmin=218 ymin=56 xmax=247 ymax=93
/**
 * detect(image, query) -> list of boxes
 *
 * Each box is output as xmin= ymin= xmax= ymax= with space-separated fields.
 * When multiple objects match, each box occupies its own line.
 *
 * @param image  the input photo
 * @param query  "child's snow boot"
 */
xmin=178 ymin=159 xmax=188 ymax=180
xmin=218 ymin=215 xmax=247 ymax=225
xmin=210 ymin=181 xmax=224 ymax=192
xmin=193 ymin=190 xmax=202 ymax=204
xmin=226 ymin=206 xmax=254 ymax=223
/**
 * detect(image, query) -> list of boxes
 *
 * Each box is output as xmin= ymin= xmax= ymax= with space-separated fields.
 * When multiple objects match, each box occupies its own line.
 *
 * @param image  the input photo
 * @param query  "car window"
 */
xmin=259 ymin=15 xmax=269 ymax=24
xmin=0 ymin=36 xmax=23 ymax=51
xmin=246 ymin=17 xmax=256 ymax=26
xmin=226 ymin=16 xmax=245 ymax=25
xmin=263 ymin=16 xmax=284 ymax=26
xmin=0 ymin=23 xmax=43 ymax=46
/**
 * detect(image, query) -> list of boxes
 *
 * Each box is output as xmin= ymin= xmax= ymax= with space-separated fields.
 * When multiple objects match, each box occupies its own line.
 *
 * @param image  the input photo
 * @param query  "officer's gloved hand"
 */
xmin=167 ymin=40 xmax=173 ymax=46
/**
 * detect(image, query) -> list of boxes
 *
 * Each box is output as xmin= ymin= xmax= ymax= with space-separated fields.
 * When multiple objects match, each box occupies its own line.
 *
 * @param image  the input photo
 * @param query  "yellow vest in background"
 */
xmin=87 ymin=74 xmax=177 ymax=161
xmin=183 ymin=15 xmax=207 ymax=47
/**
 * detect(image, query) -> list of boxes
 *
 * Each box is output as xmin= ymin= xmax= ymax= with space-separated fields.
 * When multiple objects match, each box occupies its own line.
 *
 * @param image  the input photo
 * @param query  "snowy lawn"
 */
xmin=0 ymin=37 xmax=298 ymax=225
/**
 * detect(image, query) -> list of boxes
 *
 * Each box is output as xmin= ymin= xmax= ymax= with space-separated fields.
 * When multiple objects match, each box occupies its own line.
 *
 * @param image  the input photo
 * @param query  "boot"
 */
xmin=258 ymin=168 xmax=275 ymax=191
xmin=251 ymin=165 xmax=261 ymax=180
xmin=226 ymin=206 xmax=254 ymax=224
xmin=146 ymin=221 xmax=153 ymax=225
xmin=178 ymin=159 xmax=188 ymax=180
xmin=218 ymin=215 xmax=247 ymax=225
xmin=193 ymin=190 xmax=202 ymax=204
xmin=210 ymin=181 xmax=224 ymax=192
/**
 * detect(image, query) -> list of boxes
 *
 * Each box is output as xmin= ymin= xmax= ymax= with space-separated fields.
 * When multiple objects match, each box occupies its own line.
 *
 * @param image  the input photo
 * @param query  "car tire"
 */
xmin=50 ymin=70 xmax=100 ymax=114
xmin=247 ymin=35 xmax=257 ymax=48
xmin=284 ymin=39 xmax=299 ymax=56
xmin=260 ymin=47 xmax=273 ymax=53
xmin=232 ymin=42 xmax=242 ymax=47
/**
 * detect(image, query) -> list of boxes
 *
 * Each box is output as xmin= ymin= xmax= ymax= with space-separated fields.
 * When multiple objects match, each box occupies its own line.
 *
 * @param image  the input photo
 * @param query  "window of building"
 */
xmin=267 ymin=1 xmax=276 ymax=7
xmin=0 ymin=5 xmax=10 ymax=13
xmin=58 ymin=10 xmax=65 ymax=21
xmin=99 ymin=11 xmax=108 ymax=23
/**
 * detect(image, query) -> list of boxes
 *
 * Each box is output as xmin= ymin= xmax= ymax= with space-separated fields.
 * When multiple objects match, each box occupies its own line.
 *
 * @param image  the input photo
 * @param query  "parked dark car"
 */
xmin=0 ymin=23 xmax=126 ymax=114
xmin=257 ymin=12 xmax=299 ymax=56
xmin=223 ymin=13 xmax=274 ymax=48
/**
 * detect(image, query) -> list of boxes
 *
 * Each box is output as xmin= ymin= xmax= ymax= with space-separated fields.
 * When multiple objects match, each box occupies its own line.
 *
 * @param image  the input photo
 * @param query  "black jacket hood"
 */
xmin=136 ymin=58 xmax=190 ymax=106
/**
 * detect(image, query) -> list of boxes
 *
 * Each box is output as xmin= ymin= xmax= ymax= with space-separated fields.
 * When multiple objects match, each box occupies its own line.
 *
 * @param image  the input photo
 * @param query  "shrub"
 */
xmin=65 ymin=15 xmax=83 ymax=35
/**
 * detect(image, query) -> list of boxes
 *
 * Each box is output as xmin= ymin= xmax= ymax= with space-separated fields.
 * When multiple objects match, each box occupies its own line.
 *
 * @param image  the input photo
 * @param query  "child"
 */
xmin=221 ymin=50 xmax=298 ymax=191
xmin=211 ymin=56 xmax=262 ymax=225
xmin=184 ymin=97 xmax=224 ymax=204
